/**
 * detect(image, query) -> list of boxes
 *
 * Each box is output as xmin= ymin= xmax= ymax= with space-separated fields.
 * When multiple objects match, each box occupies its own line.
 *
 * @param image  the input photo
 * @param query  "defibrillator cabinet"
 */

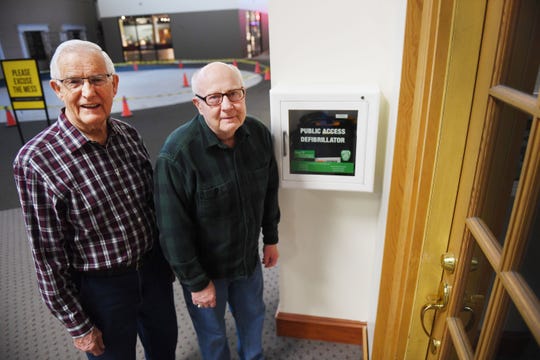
xmin=270 ymin=85 xmax=380 ymax=192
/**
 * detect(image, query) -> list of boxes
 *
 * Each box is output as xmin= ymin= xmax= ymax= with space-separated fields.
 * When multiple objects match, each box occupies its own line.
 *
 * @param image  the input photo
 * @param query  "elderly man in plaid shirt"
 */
xmin=13 ymin=40 xmax=177 ymax=359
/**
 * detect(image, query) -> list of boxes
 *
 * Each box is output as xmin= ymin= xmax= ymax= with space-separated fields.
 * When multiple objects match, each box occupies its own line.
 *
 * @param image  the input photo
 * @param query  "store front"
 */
xmin=99 ymin=9 xmax=269 ymax=63
xmin=245 ymin=10 xmax=263 ymax=58
xmin=118 ymin=14 xmax=174 ymax=62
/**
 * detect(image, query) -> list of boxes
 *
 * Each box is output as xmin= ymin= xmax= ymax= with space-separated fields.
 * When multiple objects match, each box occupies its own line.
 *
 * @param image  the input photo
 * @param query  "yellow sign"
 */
xmin=1 ymin=59 xmax=46 ymax=110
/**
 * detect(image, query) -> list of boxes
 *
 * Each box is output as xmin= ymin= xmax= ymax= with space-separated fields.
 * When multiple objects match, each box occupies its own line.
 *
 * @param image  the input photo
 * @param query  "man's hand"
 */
xmin=262 ymin=244 xmax=279 ymax=268
xmin=73 ymin=327 xmax=105 ymax=356
xmin=192 ymin=281 xmax=217 ymax=308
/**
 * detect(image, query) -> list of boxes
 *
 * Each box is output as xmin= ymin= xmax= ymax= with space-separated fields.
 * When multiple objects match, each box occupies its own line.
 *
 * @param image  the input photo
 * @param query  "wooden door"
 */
xmin=372 ymin=0 xmax=539 ymax=359
xmin=426 ymin=0 xmax=540 ymax=358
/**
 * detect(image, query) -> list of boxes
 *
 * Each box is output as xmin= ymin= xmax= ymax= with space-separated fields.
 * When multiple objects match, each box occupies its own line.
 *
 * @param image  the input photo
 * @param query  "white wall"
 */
xmin=96 ymin=0 xmax=267 ymax=17
xmin=96 ymin=0 xmax=407 ymax=353
xmin=268 ymin=0 xmax=407 ymax=352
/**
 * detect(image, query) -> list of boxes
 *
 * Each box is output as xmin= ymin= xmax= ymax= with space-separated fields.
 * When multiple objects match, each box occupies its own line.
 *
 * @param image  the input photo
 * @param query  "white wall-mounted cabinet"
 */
xmin=270 ymin=85 xmax=380 ymax=192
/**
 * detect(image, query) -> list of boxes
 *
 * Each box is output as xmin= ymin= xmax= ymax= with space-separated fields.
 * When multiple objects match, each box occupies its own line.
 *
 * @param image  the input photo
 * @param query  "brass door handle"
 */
xmin=420 ymin=282 xmax=450 ymax=337
xmin=421 ymin=300 xmax=476 ymax=337
xmin=421 ymin=303 xmax=443 ymax=337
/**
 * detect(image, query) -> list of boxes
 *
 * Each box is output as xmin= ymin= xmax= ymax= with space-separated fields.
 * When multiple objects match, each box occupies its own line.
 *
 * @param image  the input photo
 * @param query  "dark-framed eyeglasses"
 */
xmin=55 ymin=73 xmax=113 ymax=91
xmin=195 ymin=88 xmax=246 ymax=106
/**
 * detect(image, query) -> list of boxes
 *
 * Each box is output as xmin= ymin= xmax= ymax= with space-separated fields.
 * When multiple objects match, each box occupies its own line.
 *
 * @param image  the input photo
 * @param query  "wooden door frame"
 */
xmin=371 ymin=0 xmax=487 ymax=358
xmin=372 ymin=0 xmax=451 ymax=355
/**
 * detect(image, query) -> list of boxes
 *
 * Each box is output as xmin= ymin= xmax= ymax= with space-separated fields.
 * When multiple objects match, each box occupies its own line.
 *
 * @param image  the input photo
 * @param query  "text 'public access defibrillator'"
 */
xmin=270 ymin=85 xmax=380 ymax=192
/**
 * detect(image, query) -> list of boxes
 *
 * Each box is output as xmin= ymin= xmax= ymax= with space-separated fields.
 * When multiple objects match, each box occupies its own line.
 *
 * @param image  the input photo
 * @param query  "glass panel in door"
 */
xmin=437 ymin=0 xmax=540 ymax=358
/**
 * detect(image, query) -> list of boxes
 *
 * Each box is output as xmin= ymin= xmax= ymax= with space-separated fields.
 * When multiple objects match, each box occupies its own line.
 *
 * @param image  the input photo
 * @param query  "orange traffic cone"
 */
xmin=121 ymin=96 xmax=133 ymax=117
xmin=232 ymin=59 xmax=238 ymax=67
xmin=178 ymin=60 xmax=184 ymax=69
xmin=183 ymin=73 xmax=190 ymax=87
xmin=133 ymin=62 xmax=138 ymax=71
xmin=264 ymin=68 xmax=271 ymax=80
xmin=5 ymin=106 xmax=16 ymax=127
xmin=254 ymin=62 xmax=261 ymax=74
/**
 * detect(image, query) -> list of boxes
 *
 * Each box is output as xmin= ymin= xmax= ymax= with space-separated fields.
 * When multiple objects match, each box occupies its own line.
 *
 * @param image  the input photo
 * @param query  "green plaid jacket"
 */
xmin=154 ymin=114 xmax=280 ymax=292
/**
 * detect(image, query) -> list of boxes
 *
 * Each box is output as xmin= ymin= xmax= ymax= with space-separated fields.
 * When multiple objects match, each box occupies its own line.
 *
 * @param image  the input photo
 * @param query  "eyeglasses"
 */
xmin=56 ymin=74 xmax=113 ymax=91
xmin=195 ymin=88 xmax=245 ymax=106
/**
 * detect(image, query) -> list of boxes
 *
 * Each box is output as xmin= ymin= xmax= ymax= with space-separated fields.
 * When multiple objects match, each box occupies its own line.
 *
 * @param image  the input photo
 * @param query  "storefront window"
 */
xmin=118 ymin=15 xmax=174 ymax=62
xmin=245 ymin=11 xmax=262 ymax=58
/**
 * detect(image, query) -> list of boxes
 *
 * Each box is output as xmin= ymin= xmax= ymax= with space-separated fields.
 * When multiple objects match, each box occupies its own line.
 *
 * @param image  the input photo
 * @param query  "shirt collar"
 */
xmin=197 ymin=114 xmax=249 ymax=149
xmin=57 ymin=109 xmax=118 ymax=153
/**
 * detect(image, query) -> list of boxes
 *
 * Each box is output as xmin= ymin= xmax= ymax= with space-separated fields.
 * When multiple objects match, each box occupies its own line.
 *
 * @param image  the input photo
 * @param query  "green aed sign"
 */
xmin=288 ymin=110 xmax=358 ymax=176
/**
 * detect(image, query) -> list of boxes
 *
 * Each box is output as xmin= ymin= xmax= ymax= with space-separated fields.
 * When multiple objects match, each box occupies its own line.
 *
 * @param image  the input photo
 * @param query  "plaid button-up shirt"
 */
xmin=154 ymin=115 xmax=280 ymax=292
xmin=13 ymin=112 xmax=156 ymax=337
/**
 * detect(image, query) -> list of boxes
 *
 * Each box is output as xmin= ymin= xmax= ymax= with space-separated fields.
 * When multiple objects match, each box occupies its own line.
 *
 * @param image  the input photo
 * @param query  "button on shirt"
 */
xmin=155 ymin=115 xmax=280 ymax=292
xmin=13 ymin=112 xmax=156 ymax=337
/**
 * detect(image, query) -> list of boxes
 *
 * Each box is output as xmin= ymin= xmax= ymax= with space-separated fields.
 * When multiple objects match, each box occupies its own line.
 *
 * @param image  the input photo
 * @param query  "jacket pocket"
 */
xmin=196 ymin=180 xmax=236 ymax=219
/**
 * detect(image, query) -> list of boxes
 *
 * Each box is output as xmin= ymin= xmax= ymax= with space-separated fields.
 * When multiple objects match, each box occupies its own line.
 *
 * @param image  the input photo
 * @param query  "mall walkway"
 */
xmin=0 ymin=62 xmax=365 ymax=359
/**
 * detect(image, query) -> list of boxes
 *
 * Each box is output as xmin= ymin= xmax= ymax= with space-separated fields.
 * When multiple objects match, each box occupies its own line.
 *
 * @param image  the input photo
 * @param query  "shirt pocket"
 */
xmin=196 ymin=180 xmax=237 ymax=220
xmin=68 ymin=186 xmax=107 ymax=232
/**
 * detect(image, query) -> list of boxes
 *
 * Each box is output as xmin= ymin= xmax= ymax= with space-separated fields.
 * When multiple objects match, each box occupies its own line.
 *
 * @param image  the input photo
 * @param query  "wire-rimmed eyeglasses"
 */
xmin=195 ymin=88 xmax=246 ymax=106
xmin=55 ymin=73 xmax=113 ymax=91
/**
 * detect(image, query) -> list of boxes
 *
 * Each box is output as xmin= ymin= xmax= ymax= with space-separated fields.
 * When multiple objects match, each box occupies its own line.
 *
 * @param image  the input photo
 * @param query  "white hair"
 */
xmin=49 ymin=40 xmax=115 ymax=79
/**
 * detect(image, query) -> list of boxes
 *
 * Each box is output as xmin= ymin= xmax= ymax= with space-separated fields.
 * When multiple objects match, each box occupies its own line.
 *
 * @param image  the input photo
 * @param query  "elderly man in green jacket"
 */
xmin=154 ymin=61 xmax=280 ymax=360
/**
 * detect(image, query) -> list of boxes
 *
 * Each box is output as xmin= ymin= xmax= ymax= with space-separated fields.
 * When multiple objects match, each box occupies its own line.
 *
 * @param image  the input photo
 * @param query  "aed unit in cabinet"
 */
xmin=270 ymin=85 xmax=380 ymax=192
